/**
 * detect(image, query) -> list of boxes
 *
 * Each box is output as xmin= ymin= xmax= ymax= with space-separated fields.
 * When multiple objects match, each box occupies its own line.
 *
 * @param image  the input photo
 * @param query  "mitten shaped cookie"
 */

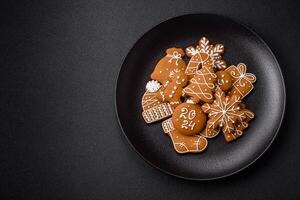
xmin=151 ymin=48 xmax=186 ymax=85
xmin=162 ymin=118 xmax=208 ymax=154
xmin=156 ymin=71 xmax=188 ymax=107
xmin=225 ymin=63 xmax=256 ymax=99
xmin=171 ymin=102 xmax=206 ymax=135
xmin=202 ymin=87 xmax=246 ymax=135
xmin=183 ymin=63 xmax=217 ymax=103
xmin=185 ymin=37 xmax=226 ymax=76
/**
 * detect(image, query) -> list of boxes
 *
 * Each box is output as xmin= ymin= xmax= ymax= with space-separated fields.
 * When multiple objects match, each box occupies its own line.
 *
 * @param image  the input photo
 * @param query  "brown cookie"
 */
xmin=202 ymin=88 xmax=246 ymax=135
xmin=225 ymin=63 xmax=256 ymax=99
xmin=172 ymin=102 xmax=206 ymax=135
xmin=156 ymin=71 xmax=188 ymax=107
xmin=162 ymin=118 xmax=208 ymax=154
xmin=141 ymin=90 xmax=174 ymax=124
xmin=151 ymin=48 xmax=186 ymax=85
xmin=216 ymin=70 xmax=232 ymax=91
xmin=183 ymin=63 xmax=217 ymax=103
xmin=224 ymin=108 xmax=255 ymax=142
xmin=185 ymin=37 xmax=226 ymax=77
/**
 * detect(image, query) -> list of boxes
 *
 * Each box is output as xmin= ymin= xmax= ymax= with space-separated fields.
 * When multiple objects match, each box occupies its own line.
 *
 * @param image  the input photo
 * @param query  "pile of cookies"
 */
xmin=141 ymin=37 xmax=256 ymax=154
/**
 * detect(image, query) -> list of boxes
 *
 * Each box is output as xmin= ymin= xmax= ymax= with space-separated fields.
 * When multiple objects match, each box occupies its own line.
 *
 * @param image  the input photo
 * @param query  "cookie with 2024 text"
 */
xmin=171 ymin=101 xmax=206 ymax=136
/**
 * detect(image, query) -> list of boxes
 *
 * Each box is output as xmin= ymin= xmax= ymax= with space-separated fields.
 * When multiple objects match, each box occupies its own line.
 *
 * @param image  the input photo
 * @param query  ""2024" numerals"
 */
xmin=179 ymin=107 xmax=196 ymax=130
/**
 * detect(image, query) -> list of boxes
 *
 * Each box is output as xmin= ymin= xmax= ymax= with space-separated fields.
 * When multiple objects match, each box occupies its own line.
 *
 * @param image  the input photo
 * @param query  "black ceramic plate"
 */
xmin=115 ymin=14 xmax=285 ymax=180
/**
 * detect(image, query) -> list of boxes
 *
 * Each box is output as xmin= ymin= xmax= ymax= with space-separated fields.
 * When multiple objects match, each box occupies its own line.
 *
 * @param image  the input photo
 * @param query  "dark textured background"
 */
xmin=0 ymin=0 xmax=299 ymax=199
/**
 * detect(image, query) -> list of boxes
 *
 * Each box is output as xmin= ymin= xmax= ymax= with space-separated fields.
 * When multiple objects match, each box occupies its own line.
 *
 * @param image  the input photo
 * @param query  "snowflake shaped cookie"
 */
xmin=202 ymin=87 xmax=245 ymax=134
xmin=185 ymin=37 xmax=226 ymax=75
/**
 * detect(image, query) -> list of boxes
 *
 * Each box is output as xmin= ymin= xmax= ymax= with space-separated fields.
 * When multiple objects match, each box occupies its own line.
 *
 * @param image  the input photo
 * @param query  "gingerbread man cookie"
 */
xmin=156 ymin=71 xmax=188 ymax=107
xmin=162 ymin=118 xmax=208 ymax=154
xmin=202 ymin=87 xmax=245 ymax=135
xmin=185 ymin=37 xmax=226 ymax=76
xmin=151 ymin=48 xmax=186 ymax=85
xmin=225 ymin=63 xmax=256 ymax=99
xmin=216 ymin=70 xmax=232 ymax=91
xmin=183 ymin=63 xmax=217 ymax=103
xmin=171 ymin=102 xmax=206 ymax=135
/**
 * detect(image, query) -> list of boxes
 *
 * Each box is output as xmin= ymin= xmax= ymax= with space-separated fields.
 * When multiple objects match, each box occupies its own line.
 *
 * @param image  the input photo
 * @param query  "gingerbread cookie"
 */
xmin=225 ymin=63 xmax=256 ymax=99
xmin=141 ymin=36 xmax=258 ymax=153
xmin=185 ymin=37 xmax=226 ymax=76
xmin=183 ymin=63 xmax=217 ymax=103
xmin=201 ymin=125 xmax=221 ymax=138
xmin=151 ymin=48 xmax=186 ymax=85
xmin=202 ymin=88 xmax=245 ymax=135
xmin=162 ymin=118 xmax=208 ymax=154
xmin=216 ymin=70 xmax=232 ymax=91
xmin=141 ymin=90 xmax=174 ymax=124
xmin=156 ymin=71 xmax=188 ymax=107
xmin=172 ymin=102 xmax=206 ymax=135
xmin=224 ymin=108 xmax=255 ymax=142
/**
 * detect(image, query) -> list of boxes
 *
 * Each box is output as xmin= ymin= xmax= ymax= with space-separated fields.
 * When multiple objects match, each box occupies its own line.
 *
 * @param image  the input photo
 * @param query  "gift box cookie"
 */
xmin=226 ymin=63 xmax=256 ymax=99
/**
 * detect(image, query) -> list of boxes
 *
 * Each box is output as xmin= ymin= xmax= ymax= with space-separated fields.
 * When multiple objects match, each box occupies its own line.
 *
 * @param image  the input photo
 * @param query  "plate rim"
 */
xmin=114 ymin=13 xmax=286 ymax=181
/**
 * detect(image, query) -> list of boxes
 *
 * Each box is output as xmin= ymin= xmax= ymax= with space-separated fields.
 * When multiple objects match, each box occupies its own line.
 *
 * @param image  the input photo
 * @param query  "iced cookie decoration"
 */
xmin=201 ymin=125 xmax=221 ymax=138
xmin=141 ymin=36 xmax=257 ymax=154
xmin=225 ymin=63 xmax=256 ymax=99
xmin=162 ymin=118 xmax=208 ymax=154
xmin=185 ymin=37 xmax=226 ymax=76
xmin=151 ymin=48 xmax=186 ymax=85
xmin=216 ymin=70 xmax=232 ymax=91
xmin=202 ymin=88 xmax=245 ymax=135
xmin=183 ymin=64 xmax=217 ymax=103
xmin=156 ymin=71 xmax=188 ymax=107
xmin=224 ymin=108 xmax=254 ymax=142
xmin=145 ymin=80 xmax=161 ymax=92
xmin=141 ymin=90 xmax=174 ymax=124
xmin=172 ymin=102 xmax=206 ymax=136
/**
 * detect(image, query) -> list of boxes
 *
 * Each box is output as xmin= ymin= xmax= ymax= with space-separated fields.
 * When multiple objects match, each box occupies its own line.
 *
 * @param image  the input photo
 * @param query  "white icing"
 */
xmin=169 ymin=68 xmax=181 ymax=78
xmin=185 ymin=37 xmax=226 ymax=75
xmin=146 ymin=80 xmax=161 ymax=92
xmin=204 ymin=89 xmax=245 ymax=133
xmin=179 ymin=107 xmax=197 ymax=130
xmin=181 ymin=120 xmax=196 ymax=130
xmin=166 ymin=51 xmax=181 ymax=66
xmin=186 ymin=99 xmax=195 ymax=104
xmin=179 ymin=107 xmax=188 ymax=119
xmin=183 ymin=65 xmax=216 ymax=100
xmin=227 ymin=63 xmax=256 ymax=98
